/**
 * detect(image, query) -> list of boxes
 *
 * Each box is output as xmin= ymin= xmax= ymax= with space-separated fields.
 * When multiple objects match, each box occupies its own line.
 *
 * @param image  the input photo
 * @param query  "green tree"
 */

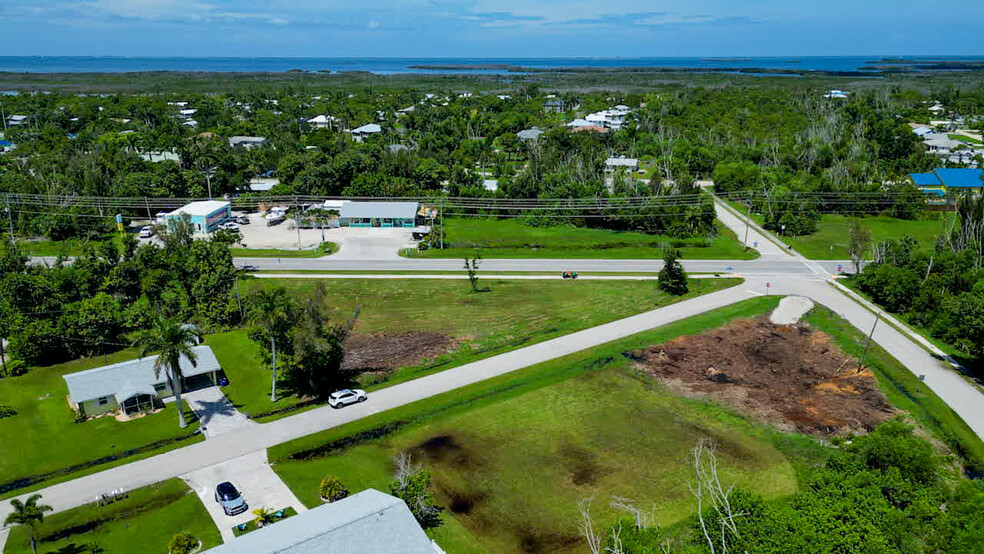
xmin=168 ymin=531 xmax=199 ymax=554
xmin=134 ymin=317 xmax=201 ymax=429
xmin=248 ymin=287 xmax=299 ymax=402
xmin=848 ymin=218 xmax=873 ymax=274
xmin=289 ymin=284 xmax=359 ymax=398
xmin=389 ymin=452 xmax=443 ymax=530
xmin=658 ymin=248 xmax=689 ymax=295
xmin=463 ymin=250 xmax=487 ymax=293
xmin=5 ymin=494 xmax=53 ymax=554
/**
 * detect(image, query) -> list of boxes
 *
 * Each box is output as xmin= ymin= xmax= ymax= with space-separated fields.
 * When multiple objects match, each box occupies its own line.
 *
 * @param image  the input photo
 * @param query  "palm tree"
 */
xmin=248 ymin=287 xmax=295 ymax=402
xmin=134 ymin=317 xmax=201 ymax=428
xmin=5 ymin=494 xmax=53 ymax=554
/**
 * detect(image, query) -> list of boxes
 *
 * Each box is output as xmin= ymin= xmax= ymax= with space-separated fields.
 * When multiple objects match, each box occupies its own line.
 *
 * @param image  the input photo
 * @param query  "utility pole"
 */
xmin=5 ymin=196 xmax=14 ymax=244
xmin=857 ymin=310 xmax=881 ymax=373
xmin=439 ymin=196 xmax=444 ymax=250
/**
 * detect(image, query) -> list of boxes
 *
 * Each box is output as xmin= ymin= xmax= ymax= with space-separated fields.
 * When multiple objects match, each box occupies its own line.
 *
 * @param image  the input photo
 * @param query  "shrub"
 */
xmin=319 ymin=475 xmax=349 ymax=502
xmin=0 ymin=404 xmax=16 ymax=419
xmin=168 ymin=531 xmax=199 ymax=554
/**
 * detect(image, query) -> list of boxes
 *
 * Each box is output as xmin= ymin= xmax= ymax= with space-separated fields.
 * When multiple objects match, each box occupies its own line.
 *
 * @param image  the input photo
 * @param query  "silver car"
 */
xmin=328 ymin=389 xmax=367 ymax=409
xmin=215 ymin=482 xmax=248 ymax=516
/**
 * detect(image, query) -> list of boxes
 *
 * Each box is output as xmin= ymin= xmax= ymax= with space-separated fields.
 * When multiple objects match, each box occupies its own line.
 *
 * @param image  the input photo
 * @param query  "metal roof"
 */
xmin=910 ymin=172 xmax=942 ymax=187
xmin=351 ymin=124 xmax=381 ymax=134
xmin=340 ymin=201 xmax=418 ymax=220
xmin=168 ymin=201 xmax=230 ymax=217
xmin=517 ymin=128 xmax=543 ymax=140
xmin=201 ymin=489 xmax=438 ymax=554
xmin=935 ymin=168 xmax=983 ymax=188
xmin=63 ymin=345 xmax=220 ymax=404
xmin=606 ymin=157 xmax=639 ymax=167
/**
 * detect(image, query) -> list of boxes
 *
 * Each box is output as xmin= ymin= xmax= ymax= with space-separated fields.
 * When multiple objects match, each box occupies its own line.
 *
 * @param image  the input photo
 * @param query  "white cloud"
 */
xmin=368 ymin=19 xmax=380 ymax=29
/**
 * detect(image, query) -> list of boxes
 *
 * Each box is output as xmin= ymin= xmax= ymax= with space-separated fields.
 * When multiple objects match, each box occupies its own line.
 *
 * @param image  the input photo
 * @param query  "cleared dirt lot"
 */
xmin=629 ymin=317 xmax=895 ymax=436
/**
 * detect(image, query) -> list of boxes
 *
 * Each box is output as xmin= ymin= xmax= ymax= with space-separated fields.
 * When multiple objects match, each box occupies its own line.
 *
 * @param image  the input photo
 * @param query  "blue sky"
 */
xmin=1 ymin=0 xmax=981 ymax=57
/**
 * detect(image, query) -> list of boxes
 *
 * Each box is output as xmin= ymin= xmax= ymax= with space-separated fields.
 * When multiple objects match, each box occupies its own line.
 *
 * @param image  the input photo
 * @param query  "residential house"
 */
xmin=517 ymin=127 xmax=544 ymax=141
xmin=397 ymin=106 xmax=416 ymax=116
xmin=307 ymin=114 xmax=340 ymax=130
xmin=249 ymin=178 xmax=280 ymax=192
xmin=482 ymin=179 xmax=499 ymax=192
xmin=922 ymin=133 xmax=962 ymax=157
xmin=63 ymin=345 xmax=221 ymax=419
xmin=201 ymin=489 xmax=442 ymax=554
xmin=824 ymin=89 xmax=849 ymax=99
xmin=0 ymin=140 xmax=15 ymax=153
xmin=605 ymin=157 xmax=640 ymax=171
xmin=5 ymin=115 xmax=29 ymax=127
xmin=544 ymin=98 xmax=564 ymax=113
xmin=228 ymin=136 xmax=269 ymax=150
xmin=350 ymin=123 xmax=382 ymax=142
xmin=339 ymin=202 xmax=418 ymax=228
xmin=910 ymin=168 xmax=983 ymax=200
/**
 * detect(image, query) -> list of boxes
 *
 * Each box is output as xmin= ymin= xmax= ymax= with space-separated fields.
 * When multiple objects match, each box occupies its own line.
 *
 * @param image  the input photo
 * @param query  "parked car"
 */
xmin=328 ymin=389 xmax=367 ymax=409
xmin=234 ymin=215 xmax=250 ymax=225
xmin=218 ymin=222 xmax=241 ymax=232
xmin=138 ymin=226 xmax=154 ymax=239
xmin=215 ymin=482 xmax=248 ymax=515
xmin=266 ymin=213 xmax=285 ymax=226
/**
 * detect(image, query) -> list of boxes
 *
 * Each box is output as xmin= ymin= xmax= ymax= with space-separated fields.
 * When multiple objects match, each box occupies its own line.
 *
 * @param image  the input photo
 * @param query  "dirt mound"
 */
xmin=342 ymin=332 xmax=456 ymax=371
xmin=629 ymin=317 xmax=895 ymax=436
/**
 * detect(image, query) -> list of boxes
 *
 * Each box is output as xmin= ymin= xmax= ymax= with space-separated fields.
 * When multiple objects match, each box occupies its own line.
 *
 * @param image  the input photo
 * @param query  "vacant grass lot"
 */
xmin=785 ymin=214 xmax=953 ymax=259
xmin=3 ymin=479 xmax=220 ymax=554
xmin=223 ymin=278 xmax=738 ymax=417
xmin=16 ymin=234 xmax=125 ymax=257
xmin=407 ymin=218 xmax=757 ymax=259
xmin=271 ymin=296 xmax=984 ymax=551
xmin=271 ymin=297 xmax=796 ymax=552
xmin=0 ymin=349 xmax=202 ymax=499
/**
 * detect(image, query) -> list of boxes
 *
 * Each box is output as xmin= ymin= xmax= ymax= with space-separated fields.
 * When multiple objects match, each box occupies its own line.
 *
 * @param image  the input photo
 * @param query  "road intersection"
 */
xmin=6 ymin=199 xmax=983 ymax=547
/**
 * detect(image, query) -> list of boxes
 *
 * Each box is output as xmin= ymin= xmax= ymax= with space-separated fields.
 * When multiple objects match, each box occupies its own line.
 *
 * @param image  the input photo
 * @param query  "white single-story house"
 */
xmin=249 ymin=178 xmax=280 ymax=192
xmin=63 ymin=345 xmax=221 ymax=419
xmin=202 ymin=489 xmax=442 ymax=554
xmin=350 ymin=123 xmax=382 ymax=142
xmin=605 ymin=157 xmax=639 ymax=171
xmin=923 ymin=133 xmax=962 ymax=156
xmin=566 ymin=118 xmax=593 ymax=128
xmin=307 ymin=115 xmax=340 ymax=129
xmin=824 ymin=90 xmax=849 ymax=99
xmin=139 ymin=150 xmax=180 ymax=163
xmin=228 ymin=136 xmax=269 ymax=149
xmin=5 ymin=115 xmax=29 ymax=127
xmin=166 ymin=200 xmax=232 ymax=235
xmin=339 ymin=201 xmax=418 ymax=228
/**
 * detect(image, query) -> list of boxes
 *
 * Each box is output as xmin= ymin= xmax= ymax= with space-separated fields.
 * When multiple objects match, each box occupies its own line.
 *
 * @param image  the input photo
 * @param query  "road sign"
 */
xmin=837 ymin=264 xmax=843 ymax=272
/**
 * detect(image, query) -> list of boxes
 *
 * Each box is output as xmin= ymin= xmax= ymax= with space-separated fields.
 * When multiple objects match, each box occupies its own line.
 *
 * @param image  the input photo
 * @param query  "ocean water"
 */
xmin=0 ymin=56 xmax=981 ymax=75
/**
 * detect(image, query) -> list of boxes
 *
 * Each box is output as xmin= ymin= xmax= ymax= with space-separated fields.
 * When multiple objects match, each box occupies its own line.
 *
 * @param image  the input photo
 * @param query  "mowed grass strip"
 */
xmin=270 ymin=297 xmax=791 ymax=553
xmin=406 ymin=218 xmax=757 ymax=259
xmin=3 ymin=479 xmax=220 ymax=554
xmin=785 ymin=213 xmax=953 ymax=259
xmin=231 ymin=242 xmax=337 ymax=258
xmin=0 ymin=348 xmax=202 ymax=499
xmin=224 ymin=278 xmax=739 ymax=419
xmin=804 ymin=305 xmax=984 ymax=470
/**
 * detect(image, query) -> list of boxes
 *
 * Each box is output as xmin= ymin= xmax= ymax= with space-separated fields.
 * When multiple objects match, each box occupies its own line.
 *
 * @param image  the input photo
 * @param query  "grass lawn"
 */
xmin=223 ymin=277 xmax=738 ymax=419
xmin=785 ymin=214 xmax=953 ymax=259
xmin=405 ymin=218 xmax=758 ymax=260
xmin=0 ymin=349 xmax=202 ymax=499
xmin=3 ymin=479 xmax=220 ymax=554
xmin=270 ymin=296 xmax=796 ymax=552
xmin=950 ymin=134 xmax=983 ymax=145
xmin=231 ymin=242 xmax=336 ymax=258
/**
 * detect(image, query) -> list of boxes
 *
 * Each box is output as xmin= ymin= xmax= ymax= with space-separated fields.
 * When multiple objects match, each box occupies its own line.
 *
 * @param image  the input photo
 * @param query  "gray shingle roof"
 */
xmin=201 ymin=489 xmax=438 ymax=554
xmin=63 ymin=345 xmax=220 ymax=404
xmin=340 ymin=202 xmax=418 ymax=220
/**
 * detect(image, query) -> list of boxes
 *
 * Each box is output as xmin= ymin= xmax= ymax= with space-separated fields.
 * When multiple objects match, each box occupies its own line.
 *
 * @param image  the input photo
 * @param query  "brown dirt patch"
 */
xmin=628 ymin=317 xmax=895 ymax=436
xmin=342 ymin=332 xmax=456 ymax=371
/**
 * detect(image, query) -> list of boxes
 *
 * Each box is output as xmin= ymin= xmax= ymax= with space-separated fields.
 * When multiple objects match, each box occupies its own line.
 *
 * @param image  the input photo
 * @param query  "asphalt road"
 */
xmin=8 ymin=199 xmax=982 ymax=537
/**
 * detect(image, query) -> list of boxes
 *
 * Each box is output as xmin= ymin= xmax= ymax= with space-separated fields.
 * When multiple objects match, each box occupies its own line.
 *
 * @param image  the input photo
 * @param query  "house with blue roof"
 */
xmin=910 ymin=168 xmax=983 ymax=201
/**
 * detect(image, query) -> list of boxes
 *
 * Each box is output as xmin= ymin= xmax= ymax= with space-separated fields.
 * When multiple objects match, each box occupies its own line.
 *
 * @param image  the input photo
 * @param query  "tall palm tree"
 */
xmin=5 ymin=494 xmax=53 ymax=554
xmin=134 ymin=317 xmax=200 ymax=428
xmin=249 ymin=287 xmax=295 ymax=402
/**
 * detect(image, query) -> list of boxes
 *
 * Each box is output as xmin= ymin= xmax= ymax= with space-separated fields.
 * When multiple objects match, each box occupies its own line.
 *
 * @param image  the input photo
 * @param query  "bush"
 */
xmin=168 ymin=531 xmax=199 ymax=554
xmin=0 ymin=404 xmax=16 ymax=419
xmin=319 ymin=475 xmax=349 ymax=502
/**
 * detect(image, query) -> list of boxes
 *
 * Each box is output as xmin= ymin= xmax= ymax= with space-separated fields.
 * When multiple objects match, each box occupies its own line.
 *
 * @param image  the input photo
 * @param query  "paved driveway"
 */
xmin=181 ymin=451 xmax=308 ymax=543
xmin=183 ymin=386 xmax=254 ymax=438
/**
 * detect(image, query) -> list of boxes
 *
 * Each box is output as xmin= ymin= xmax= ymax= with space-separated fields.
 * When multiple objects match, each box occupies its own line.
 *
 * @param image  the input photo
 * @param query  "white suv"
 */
xmin=328 ymin=389 xmax=367 ymax=409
